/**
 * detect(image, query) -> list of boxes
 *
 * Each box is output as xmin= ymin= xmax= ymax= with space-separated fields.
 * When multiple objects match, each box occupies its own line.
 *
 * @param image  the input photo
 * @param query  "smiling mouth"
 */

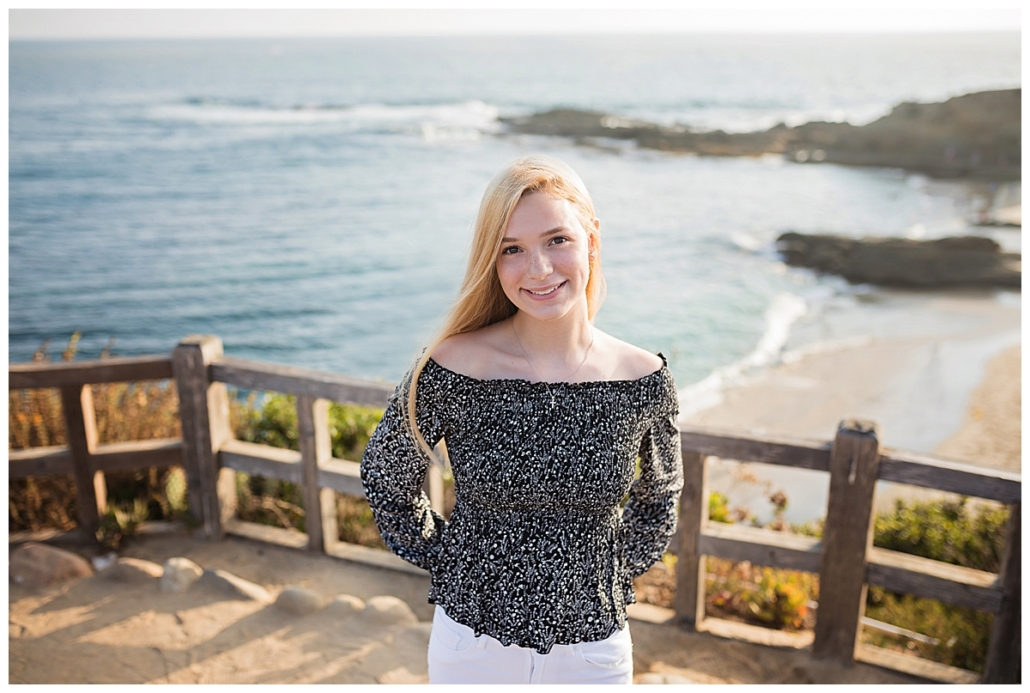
xmin=524 ymin=281 xmax=566 ymax=297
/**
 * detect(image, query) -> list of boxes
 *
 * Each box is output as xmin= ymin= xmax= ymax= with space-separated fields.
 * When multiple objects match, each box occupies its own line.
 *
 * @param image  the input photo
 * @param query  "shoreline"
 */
xmin=678 ymin=289 xmax=1020 ymax=524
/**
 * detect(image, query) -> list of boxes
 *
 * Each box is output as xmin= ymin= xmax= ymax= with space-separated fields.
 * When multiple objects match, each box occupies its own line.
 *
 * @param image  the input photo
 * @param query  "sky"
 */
xmin=7 ymin=5 xmax=1023 ymax=40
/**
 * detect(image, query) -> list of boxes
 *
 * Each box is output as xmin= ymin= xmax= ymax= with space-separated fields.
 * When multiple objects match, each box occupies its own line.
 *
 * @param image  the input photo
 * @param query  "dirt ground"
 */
xmin=9 ymin=532 xmax=927 ymax=685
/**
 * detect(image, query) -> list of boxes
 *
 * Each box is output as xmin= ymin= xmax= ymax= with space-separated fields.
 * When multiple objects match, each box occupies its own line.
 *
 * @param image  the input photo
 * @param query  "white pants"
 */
xmin=427 ymin=607 xmax=633 ymax=684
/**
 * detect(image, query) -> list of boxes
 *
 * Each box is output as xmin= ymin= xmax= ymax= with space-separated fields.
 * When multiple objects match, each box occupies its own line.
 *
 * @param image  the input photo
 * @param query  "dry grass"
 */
xmin=9 ymin=335 xmax=184 ymax=533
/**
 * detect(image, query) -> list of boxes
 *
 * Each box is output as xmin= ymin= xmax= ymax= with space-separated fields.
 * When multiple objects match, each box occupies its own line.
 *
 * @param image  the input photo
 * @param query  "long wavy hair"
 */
xmin=404 ymin=155 xmax=607 ymax=462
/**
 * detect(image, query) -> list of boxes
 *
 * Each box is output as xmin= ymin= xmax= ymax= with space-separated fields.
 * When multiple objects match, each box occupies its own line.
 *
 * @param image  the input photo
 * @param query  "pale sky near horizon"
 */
xmin=8 ymin=7 xmax=1023 ymax=40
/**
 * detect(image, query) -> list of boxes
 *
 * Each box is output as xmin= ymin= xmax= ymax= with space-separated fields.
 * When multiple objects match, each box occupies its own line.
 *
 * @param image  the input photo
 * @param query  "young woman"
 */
xmin=361 ymin=155 xmax=683 ymax=684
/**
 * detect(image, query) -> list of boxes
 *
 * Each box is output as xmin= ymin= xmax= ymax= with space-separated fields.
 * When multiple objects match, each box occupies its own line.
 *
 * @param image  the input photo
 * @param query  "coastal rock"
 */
xmin=275 ymin=586 xmax=327 ymax=615
xmin=159 ymin=557 xmax=203 ymax=593
xmin=775 ymin=232 xmax=1021 ymax=288
xmin=325 ymin=594 xmax=366 ymax=618
xmin=502 ymin=89 xmax=1020 ymax=180
xmin=200 ymin=568 xmax=272 ymax=603
xmin=363 ymin=596 xmax=418 ymax=626
xmin=9 ymin=543 xmax=93 ymax=586
xmin=100 ymin=557 xmax=164 ymax=583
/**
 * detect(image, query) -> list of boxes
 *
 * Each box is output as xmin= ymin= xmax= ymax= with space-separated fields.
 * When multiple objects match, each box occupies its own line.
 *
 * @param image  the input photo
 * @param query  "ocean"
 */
xmin=9 ymin=34 xmax=1021 ymax=442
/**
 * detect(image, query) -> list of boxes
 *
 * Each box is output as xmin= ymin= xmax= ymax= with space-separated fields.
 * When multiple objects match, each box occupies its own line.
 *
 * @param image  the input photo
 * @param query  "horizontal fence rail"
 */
xmin=9 ymin=355 xmax=174 ymax=389
xmin=8 ymin=335 xmax=1021 ymax=683
xmin=211 ymin=356 xmax=394 ymax=407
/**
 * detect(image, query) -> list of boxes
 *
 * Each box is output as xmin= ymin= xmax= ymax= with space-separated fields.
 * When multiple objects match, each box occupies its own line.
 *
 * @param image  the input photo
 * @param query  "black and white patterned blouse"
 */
xmin=360 ymin=354 xmax=684 ymax=654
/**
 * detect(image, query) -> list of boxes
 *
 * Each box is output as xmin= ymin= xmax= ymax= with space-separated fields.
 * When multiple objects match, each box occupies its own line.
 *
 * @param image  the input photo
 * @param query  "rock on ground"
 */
xmin=363 ymin=595 xmax=418 ymax=626
xmin=159 ymin=557 xmax=203 ymax=593
xmin=99 ymin=557 xmax=164 ymax=583
xmin=199 ymin=568 xmax=272 ymax=603
xmin=275 ymin=586 xmax=326 ymax=615
xmin=9 ymin=543 xmax=93 ymax=586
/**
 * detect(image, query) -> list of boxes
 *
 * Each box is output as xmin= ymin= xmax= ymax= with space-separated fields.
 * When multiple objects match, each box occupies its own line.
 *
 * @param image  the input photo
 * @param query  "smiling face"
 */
xmin=496 ymin=191 xmax=597 ymax=324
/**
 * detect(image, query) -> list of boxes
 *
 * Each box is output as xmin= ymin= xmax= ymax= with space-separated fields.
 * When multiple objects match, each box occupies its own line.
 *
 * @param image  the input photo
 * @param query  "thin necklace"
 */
xmin=510 ymin=321 xmax=596 ymax=408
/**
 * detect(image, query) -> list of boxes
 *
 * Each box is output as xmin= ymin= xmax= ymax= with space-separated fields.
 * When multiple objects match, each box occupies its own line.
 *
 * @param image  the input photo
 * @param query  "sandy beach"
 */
xmin=681 ymin=288 xmax=1020 ymax=522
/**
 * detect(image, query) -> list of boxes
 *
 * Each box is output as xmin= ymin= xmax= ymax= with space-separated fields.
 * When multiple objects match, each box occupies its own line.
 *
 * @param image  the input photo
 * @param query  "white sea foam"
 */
xmin=678 ymin=292 xmax=807 ymax=419
xmin=147 ymin=99 xmax=501 ymax=133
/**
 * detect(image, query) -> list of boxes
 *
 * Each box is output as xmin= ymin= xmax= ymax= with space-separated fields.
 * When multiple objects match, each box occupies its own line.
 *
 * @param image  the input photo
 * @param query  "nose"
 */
xmin=527 ymin=248 xmax=552 ymax=280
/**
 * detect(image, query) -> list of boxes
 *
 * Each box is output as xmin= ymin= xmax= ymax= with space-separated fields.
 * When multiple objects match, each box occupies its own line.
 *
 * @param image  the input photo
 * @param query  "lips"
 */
xmin=523 ymin=281 xmax=567 ymax=299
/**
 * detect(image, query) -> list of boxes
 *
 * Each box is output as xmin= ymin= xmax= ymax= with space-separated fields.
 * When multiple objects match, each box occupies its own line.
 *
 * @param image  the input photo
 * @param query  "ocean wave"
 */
xmin=678 ymin=292 xmax=807 ymax=419
xmin=147 ymin=98 xmax=501 ymax=135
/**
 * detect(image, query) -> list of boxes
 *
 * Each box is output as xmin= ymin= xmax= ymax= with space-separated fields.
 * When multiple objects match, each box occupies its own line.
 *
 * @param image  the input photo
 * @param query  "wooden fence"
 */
xmin=8 ymin=335 xmax=1021 ymax=683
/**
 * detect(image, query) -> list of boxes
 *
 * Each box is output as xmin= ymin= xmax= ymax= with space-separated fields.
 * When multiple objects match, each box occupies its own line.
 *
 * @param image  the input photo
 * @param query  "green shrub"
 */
xmin=708 ymin=491 xmax=732 ymax=524
xmin=865 ymin=586 xmax=994 ymax=673
xmin=863 ymin=498 xmax=1008 ymax=673
xmin=233 ymin=392 xmax=383 ymax=461
xmin=874 ymin=498 xmax=1007 ymax=572
xmin=230 ymin=391 xmax=385 ymax=543
xmin=742 ymin=566 xmax=815 ymax=630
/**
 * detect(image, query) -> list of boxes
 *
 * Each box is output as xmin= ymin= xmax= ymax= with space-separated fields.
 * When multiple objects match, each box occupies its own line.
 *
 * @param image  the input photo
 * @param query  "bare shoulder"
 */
xmin=593 ymin=330 xmax=664 ymax=381
xmin=430 ymin=321 xmax=516 ymax=379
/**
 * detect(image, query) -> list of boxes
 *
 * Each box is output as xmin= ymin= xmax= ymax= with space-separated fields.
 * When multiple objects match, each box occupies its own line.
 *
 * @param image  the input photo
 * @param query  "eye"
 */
xmin=549 ymin=236 xmax=569 ymax=246
xmin=500 ymin=245 xmax=521 ymax=255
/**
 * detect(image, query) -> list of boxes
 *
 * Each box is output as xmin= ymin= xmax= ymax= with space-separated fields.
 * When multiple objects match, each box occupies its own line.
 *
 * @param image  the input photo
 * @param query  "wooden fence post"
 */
xmin=813 ymin=419 xmax=881 ymax=664
xmin=983 ymin=501 xmax=1021 ymax=683
xmin=674 ymin=450 xmax=708 ymax=628
xmin=60 ymin=383 xmax=106 ymax=539
xmin=297 ymin=395 xmax=331 ymax=552
xmin=172 ymin=336 xmax=234 ymax=539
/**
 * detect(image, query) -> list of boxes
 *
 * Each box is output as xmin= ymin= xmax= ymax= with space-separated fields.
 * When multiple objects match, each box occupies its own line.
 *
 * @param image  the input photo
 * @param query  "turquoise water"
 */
xmin=9 ymin=34 xmax=1021 ymax=391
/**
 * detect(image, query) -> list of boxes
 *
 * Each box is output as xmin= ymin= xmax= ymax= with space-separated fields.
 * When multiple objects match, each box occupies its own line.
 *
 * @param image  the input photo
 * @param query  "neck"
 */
xmin=511 ymin=306 xmax=594 ymax=379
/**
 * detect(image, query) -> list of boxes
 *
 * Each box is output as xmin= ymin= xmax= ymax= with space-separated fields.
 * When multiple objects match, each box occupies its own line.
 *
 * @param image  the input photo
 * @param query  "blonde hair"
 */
xmin=404 ymin=155 xmax=606 ymax=462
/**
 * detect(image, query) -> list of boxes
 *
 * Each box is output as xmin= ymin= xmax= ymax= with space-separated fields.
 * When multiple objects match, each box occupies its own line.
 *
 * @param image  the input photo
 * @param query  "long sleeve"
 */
xmin=360 ymin=367 xmax=450 ymax=572
xmin=621 ymin=410 xmax=684 ymax=579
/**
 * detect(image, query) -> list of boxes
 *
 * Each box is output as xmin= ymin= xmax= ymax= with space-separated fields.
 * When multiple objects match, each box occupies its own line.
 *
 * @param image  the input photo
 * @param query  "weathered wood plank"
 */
xmin=173 ymin=336 xmax=235 ymax=538
xmin=674 ymin=451 xmax=707 ymax=628
xmin=679 ymin=426 xmax=831 ymax=471
xmin=813 ymin=420 xmax=881 ymax=664
xmin=866 ymin=547 xmax=1002 ymax=612
xmin=983 ymin=502 xmax=1021 ymax=683
xmin=326 ymin=541 xmax=428 ymax=577
xmin=224 ymin=518 xmax=309 ymax=549
xmin=9 ymin=446 xmax=73 ymax=477
xmin=878 ymin=449 xmax=1021 ymax=503
xmin=10 ymin=355 xmax=173 ymax=389
xmin=297 ymin=395 xmax=331 ymax=552
xmin=91 ymin=438 xmax=184 ymax=473
xmin=699 ymin=523 xmax=822 ymax=573
xmin=219 ymin=439 xmax=302 ymax=483
xmin=211 ymin=356 xmax=394 ymax=408
xmin=318 ymin=458 xmax=365 ymax=498
xmin=320 ymin=487 xmax=339 ymax=549
xmin=60 ymin=384 xmax=105 ymax=538
xmin=8 ymin=527 xmax=94 ymax=546
xmin=224 ymin=518 xmax=425 ymax=576
xmin=699 ymin=616 xmax=815 ymax=650
xmin=855 ymin=644 xmax=979 ymax=684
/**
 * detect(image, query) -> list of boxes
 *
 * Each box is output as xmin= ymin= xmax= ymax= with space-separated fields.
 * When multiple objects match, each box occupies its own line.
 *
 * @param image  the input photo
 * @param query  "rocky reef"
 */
xmin=501 ymin=89 xmax=1020 ymax=180
xmin=775 ymin=232 xmax=1021 ymax=289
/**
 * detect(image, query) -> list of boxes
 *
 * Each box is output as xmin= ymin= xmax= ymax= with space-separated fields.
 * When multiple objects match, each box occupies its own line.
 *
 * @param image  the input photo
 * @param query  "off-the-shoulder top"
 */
xmin=360 ymin=355 xmax=683 ymax=654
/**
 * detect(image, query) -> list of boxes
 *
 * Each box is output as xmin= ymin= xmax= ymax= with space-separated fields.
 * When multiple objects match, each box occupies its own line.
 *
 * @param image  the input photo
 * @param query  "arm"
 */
xmin=360 ymin=368 xmax=448 ymax=572
xmin=622 ymin=411 xmax=684 ymax=578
